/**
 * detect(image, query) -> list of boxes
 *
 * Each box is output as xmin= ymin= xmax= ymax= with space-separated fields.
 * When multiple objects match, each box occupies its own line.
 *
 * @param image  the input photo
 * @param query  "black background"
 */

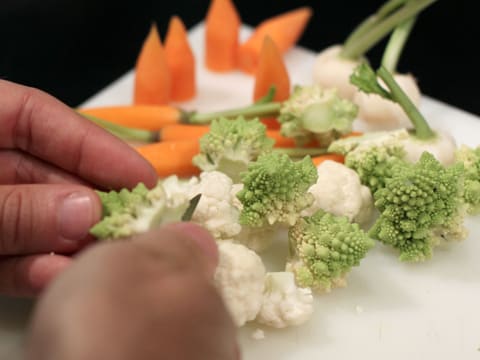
xmin=1 ymin=0 xmax=478 ymax=116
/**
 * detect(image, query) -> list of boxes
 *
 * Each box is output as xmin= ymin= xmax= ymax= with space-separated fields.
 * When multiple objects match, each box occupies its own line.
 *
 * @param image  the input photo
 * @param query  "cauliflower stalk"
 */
xmin=369 ymin=152 xmax=468 ymax=262
xmin=214 ymin=241 xmax=266 ymax=327
xmin=278 ymin=84 xmax=358 ymax=146
xmin=256 ymin=272 xmax=314 ymax=328
xmin=303 ymin=160 xmax=374 ymax=226
xmin=287 ymin=210 xmax=374 ymax=292
xmin=237 ymin=152 xmax=318 ymax=227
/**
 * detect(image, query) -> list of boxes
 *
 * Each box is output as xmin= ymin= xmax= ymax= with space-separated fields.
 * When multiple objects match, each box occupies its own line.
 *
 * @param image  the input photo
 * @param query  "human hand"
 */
xmin=25 ymin=222 xmax=239 ymax=360
xmin=0 ymin=80 xmax=157 ymax=296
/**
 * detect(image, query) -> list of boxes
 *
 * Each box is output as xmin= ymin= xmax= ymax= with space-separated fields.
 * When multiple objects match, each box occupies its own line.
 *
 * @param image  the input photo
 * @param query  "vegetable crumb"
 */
xmin=251 ymin=329 xmax=265 ymax=340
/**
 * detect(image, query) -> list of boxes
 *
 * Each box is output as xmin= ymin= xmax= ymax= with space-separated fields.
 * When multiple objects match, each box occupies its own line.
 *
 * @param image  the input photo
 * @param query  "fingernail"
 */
xmin=168 ymin=222 xmax=218 ymax=265
xmin=57 ymin=192 xmax=95 ymax=242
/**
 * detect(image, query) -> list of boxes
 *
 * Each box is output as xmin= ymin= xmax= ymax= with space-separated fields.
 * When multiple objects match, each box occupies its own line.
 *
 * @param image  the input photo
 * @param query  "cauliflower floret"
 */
xmin=256 ymin=272 xmax=314 ymax=328
xmin=214 ymin=241 xmax=266 ymax=327
xmin=303 ymin=160 xmax=374 ymax=226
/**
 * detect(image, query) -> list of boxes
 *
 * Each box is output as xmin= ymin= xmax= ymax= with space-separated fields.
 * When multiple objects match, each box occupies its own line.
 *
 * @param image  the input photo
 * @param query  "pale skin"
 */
xmin=0 ymin=80 xmax=238 ymax=359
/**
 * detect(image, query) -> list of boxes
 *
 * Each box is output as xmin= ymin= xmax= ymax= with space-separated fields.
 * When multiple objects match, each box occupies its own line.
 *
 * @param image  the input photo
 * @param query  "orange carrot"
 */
xmin=79 ymin=105 xmax=183 ymax=131
xmin=134 ymin=23 xmax=171 ymax=105
xmin=311 ymin=154 xmax=345 ymax=166
xmin=237 ymin=7 xmax=313 ymax=74
xmin=136 ymin=140 xmax=200 ymax=177
xmin=159 ymin=124 xmax=210 ymax=141
xmin=341 ymin=131 xmax=364 ymax=138
xmin=205 ymin=0 xmax=241 ymax=72
xmin=253 ymin=36 xmax=290 ymax=102
xmin=164 ymin=16 xmax=196 ymax=101
xmin=158 ymin=123 xmax=298 ymax=147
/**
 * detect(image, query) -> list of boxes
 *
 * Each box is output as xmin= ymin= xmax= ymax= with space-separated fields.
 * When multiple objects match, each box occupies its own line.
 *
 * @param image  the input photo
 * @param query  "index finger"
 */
xmin=0 ymin=80 xmax=157 ymax=189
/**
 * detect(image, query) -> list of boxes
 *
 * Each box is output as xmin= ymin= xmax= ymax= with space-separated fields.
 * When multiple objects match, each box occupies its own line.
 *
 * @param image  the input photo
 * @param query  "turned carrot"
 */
xmin=136 ymin=140 xmax=201 ymax=177
xmin=311 ymin=154 xmax=345 ymax=166
xmin=253 ymin=36 xmax=290 ymax=102
xmin=237 ymin=6 xmax=313 ymax=74
xmin=341 ymin=131 xmax=364 ymax=138
xmin=158 ymin=123 xmax=298 ymax=147
xmin=78 ymin=105 xmax=183 ymax=131
xmin=134 ymin=23 xmax=171 ymax=105
xmin=205 ymin=0 xmax=241 ymax=72
xmin=164 ymin=16 xmax=196 ymax=101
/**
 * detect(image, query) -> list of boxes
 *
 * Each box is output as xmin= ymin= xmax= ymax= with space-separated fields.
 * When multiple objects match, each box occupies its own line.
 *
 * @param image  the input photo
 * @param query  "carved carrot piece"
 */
xmin=136 ymin=140 xmax=201 ymax=177
xmin=311 ymin=153 xmax=345 ymax=166
xmin=205 ymin=0 xmax=241 ymax=72
xmin=238 ymin=6 xmax=313 ymax=74
xmin=134 ymin=23 xmax=171 ymax=105
xmin=164 ymin=16 xmax=196 ymax=101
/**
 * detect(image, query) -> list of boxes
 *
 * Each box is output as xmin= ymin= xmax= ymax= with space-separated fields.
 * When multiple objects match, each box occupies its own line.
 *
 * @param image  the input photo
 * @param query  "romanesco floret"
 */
xmin=90 ymin=182 xmax=187 ymax=240
xmin=286 ymin=210 xmax=374 ymax=292
xmin=256 ymin=271 xmax=314 ymax=328
xmin=369 ymin=152 xmax=467 ymax=262
xmin=455 ymin=145 xmax=480 ymax=214
xmin=328 ymin=130 xmax=408 ymax=194
xmin=192 ymin=116 xmax=274 ymax=182
xmin=236 ymin=153 xmax=318 ymax=227
xmin=278 ymin=85 xmax=358 ymax=146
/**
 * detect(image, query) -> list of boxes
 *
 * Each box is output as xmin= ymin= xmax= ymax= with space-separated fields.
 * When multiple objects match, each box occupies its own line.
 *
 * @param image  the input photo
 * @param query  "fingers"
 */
xmin=0 ymin=79 xmax=157 ymax=189
xmin=0 ymin=184 xmax=101 ymax=256
xmin=0 ymin=150 xmax=87 ymax=185
xmin=26 ymin=224 xmax=238 ymax=360
xmin=0 ymin=254 xmax=71 ymax=297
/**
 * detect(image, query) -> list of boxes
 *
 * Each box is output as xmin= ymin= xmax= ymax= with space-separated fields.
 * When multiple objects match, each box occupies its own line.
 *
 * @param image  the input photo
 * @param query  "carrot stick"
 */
xmin=237 ymin=6 xmax=313 ymax=74
xmin=253 ymin=36 xmax=290 ymax=102
xmin=311 ymin=154 xmax=345 ymax=166
xmin=341 ymin=131 xmax=364 ymax=138
xmin=78 ymin=105 xmax=183 ymax=131
xmin=136 ymin=140 xmax=201 ymax=178
xmin=158 ymin=123 xmax=298 ymax=147
xmin=205 ymin=0 xmax=241 ymax=72
xmin=134 ymin=23 xmax=171 ymax=105
xmin=164 ymin=16 xmax=196 ymax=101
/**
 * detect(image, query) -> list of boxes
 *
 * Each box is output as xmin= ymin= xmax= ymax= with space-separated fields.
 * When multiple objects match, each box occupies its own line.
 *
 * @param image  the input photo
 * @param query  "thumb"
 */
xmin=0 ymin=184 xmax=101 ymax=256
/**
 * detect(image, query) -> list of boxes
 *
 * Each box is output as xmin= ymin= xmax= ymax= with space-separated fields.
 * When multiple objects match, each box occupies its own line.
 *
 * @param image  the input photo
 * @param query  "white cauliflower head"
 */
xmin=214 ymin=241 xmax=266 ymax=327
xmin=256 ymin=272 xmax=314 ymax=328
xmin=302 ymin=160 xmax=374 ymax=226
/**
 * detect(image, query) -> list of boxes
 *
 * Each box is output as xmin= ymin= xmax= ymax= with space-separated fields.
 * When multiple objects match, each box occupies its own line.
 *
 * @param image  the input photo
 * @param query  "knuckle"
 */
xmin=0 ymin=187 xmax=30 ymax=255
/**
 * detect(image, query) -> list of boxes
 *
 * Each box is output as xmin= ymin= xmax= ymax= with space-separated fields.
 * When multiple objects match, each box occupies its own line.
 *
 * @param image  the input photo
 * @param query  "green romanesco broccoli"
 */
xmin=90 ymin=182 xmax=189 ymax=240
xmin=328 ymin=130 xmax=409 ymax=194
xmin=236 ymin=153 xmax=318 ymax=227
xmin=286 ymin=210 xmax=374 ymax=292
xmin=369 ymin=152 xmax=467 ymax=262
xmin=278 ymin=85 xmax=358 ymax=147
xmin=192 ymin=117 xmax=274 ymax=182
xmin=455 ymin=145 xmax=480 ymax=215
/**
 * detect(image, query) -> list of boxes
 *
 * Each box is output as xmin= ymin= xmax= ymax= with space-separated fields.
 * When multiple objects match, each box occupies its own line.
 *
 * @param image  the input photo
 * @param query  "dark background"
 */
xmin=1 ymin=0 xmax=478 ymax=115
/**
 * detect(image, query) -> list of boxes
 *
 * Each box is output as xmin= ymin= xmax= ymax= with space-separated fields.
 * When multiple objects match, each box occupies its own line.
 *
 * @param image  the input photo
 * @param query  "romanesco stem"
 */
xmin=342 ymin=0 xmax=409 ymax=53
xmin=341 ymin=0 xmax=437 ymax=60
xmin=377 ymin=66 xmax=435 ymax=140
xmin=381 ymin=17 xmax=417 ymax=73
xmin=80 ymin=113 xmax=158 ymax=143
xmin=188 ymin=103 xmax=282 ymax=124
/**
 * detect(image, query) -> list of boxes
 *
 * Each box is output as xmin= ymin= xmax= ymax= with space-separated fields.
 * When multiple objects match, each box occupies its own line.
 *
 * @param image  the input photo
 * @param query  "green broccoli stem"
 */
xmin=381 ymin=17 xmax=416 ymax=73
xmin=342 ymin=0 xmax=410 ymax=50
xmin=80 ymin=113 xmax=159 ymax=143
xmin=340 ymin=0 xmax=437 ymax=60
xmin=377 ymin=66 xmax=435 ymax=140
xmin=187 ymin=102 xmax=281 ymax=125
xmin=274 ymin=147 xmax=327 ymax=158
